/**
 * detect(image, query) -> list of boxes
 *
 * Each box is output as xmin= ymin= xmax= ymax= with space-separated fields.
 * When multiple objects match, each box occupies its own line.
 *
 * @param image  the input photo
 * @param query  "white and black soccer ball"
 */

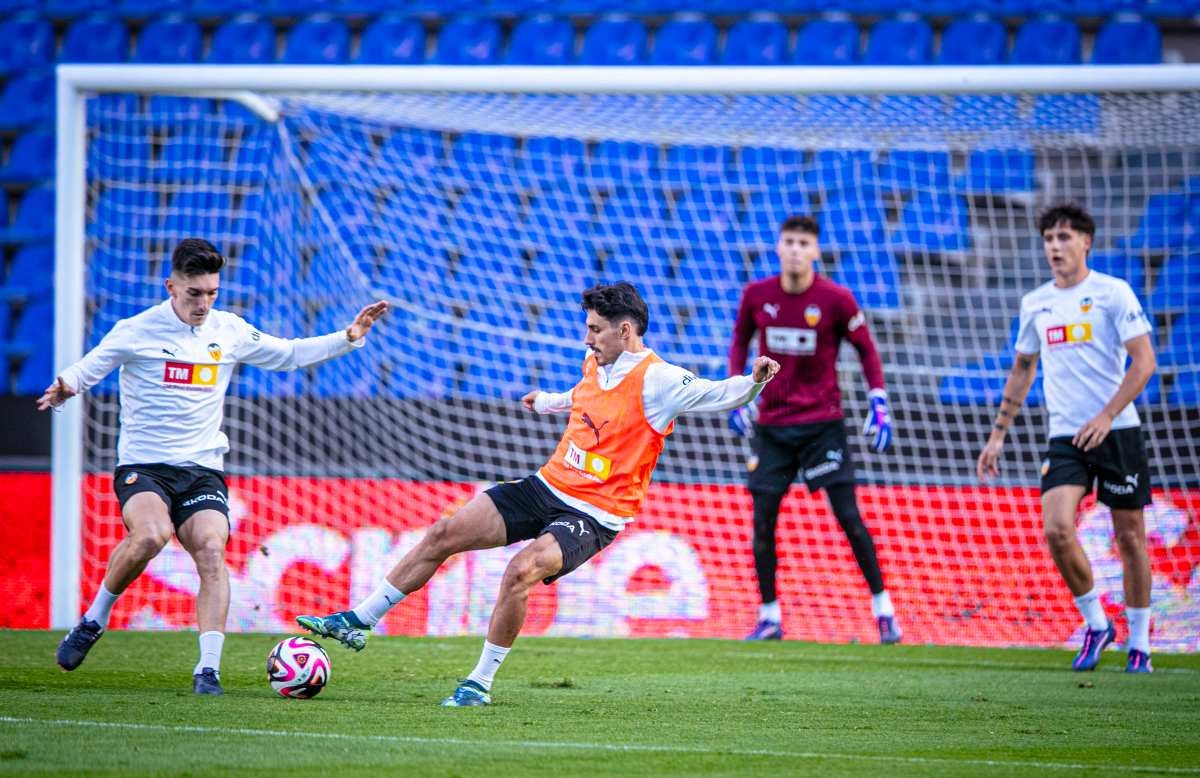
xmin=267 ymin=636 xmax=331 ymax=699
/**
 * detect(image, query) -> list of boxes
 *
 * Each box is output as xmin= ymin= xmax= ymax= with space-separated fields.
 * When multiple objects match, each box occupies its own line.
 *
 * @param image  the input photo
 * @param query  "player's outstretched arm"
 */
xmin=36 ymin=376 xmax=77 ymax=411
xmin=346 ymin=300 xmax=389 ymax=342
xmin=750 ymin=356 xmax=780 ymax=383
xmin=976 ymin=351 xmax=1039 ymax=482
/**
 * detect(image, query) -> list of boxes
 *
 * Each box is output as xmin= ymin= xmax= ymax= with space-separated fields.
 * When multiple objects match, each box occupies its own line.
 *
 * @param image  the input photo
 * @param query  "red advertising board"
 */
xmin=4 ymin=473 xmax=1199 ymax=650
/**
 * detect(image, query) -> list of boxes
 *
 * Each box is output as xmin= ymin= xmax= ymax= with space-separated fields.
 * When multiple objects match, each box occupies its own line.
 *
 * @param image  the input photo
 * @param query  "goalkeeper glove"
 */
xmin=728 ymin=402 xmax=758 ymax=438
xmin=862 ymin=389 xmax=893 ymax=454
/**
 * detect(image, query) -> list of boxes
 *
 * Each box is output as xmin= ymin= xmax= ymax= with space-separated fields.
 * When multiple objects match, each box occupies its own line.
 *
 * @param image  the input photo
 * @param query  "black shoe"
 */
xmin=193 ymin=667 xmax=224 ymax=695
xmin=56 ymin=618 xmax=103 ymax=671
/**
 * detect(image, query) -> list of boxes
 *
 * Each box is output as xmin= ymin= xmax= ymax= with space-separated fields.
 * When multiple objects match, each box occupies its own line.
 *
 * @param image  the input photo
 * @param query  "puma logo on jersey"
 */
xmin=581 ymin=412 xmax=609 ymax=446
xmin=763 ymin=303 xmax=779 ymax=319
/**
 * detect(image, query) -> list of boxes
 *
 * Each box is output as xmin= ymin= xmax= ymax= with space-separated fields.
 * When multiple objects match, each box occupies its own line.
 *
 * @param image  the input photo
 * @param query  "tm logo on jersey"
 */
xmin=164 ymin=361 xmax=219 ymax=387
xmin=564 ymin=440 xmax=612 ymax=482
xmin=1045 ymin=322 xmax=1093 ymax=348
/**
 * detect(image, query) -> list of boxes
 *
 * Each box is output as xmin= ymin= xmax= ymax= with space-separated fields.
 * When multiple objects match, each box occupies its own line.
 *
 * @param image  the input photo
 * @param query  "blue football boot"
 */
xmin=441 ymin=680 xmax=491 ymax=707
xmin=1072 ymin=621 xmax=1115 ymax=671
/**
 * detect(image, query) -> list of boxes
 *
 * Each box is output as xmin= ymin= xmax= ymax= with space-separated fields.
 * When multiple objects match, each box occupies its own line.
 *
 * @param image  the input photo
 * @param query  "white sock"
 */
xmin=83 ymin=583 xmax=120 ymax=630
xmin=1126 ymin=606 xmax=1152 ymax=653
xmin=758 ymin=600 xmax=782 ymax=623
xmin=1073 ymin=588 xmax=1110 ymax=631
xmin=352 ymin=580 xmax=405 ymax=627
xmin=871 ymin=590 xmax=895 ymax=618
xmin=465 ymin=640 xmax=511 ymax=692
xmin=194 ymin=631 xmax=224 ymax=676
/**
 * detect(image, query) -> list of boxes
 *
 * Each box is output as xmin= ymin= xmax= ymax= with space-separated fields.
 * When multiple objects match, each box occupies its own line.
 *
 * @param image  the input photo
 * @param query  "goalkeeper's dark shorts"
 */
xmin=747 ymin=420 xmax=855 ymax=495
xmin=1040 ymin=426 xmax=1152 ymax=509
xmin=485 ymin=476 xmax=618 ymax=584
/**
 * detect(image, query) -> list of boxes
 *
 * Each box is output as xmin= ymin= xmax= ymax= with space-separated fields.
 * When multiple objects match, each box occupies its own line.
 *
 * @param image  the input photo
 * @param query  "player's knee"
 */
xmin=130 ymin=526 xmax=172 ymax=558
xmin=1113 ymin=526 xmax=1146 ymax=557
xmin=191 ymin=537 xmax=227 ymax=577
xmin=1042 ymin=523 xmax=1076 ymax=552
xmin=423 ymin=519 xmax=457 ymax=556
xmin=501 ymin=554 xmax=545 ymax=593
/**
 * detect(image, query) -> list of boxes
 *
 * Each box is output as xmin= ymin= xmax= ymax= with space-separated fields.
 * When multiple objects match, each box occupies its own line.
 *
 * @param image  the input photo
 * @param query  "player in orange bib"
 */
xmin=298 ymin=282 xmax=779 ymax=706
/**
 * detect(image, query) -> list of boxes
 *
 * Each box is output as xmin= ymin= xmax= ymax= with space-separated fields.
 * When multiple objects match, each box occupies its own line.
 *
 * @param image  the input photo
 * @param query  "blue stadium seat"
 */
xmin=1169 ymin=369 xmax=1200 ymax=406
xmin=1011 ymin=19 xmax=1081 ymax=64
xmin=0 ymin=75 xmax=53 ymax=130
xmin=0 ymin=243 xmax=52 ymax=302
xmin=721 ymin=19 xmax=789 ymax=65
xmin=877 ymin=148 xmax=952 ymax=192
xmin=594 ymin=189 xmax=667 ymax=245
xmin=803 ymin=149 xmax=877 ymax=197
xmin=14 ymin=347 xmax=54 ymax=395
xmin=0 ymin=131 xmax=54 ymax=183
xmin=663 ymin=144 xmax=733 ymax=185
xmin=939 ymin=352 xmax=1044 ymax=407
xmin=950 ymin=94 xmax=1023 ymax=131
xmin=1088 ymin=251 xmax=1146 ymax=295
xmin=0 ymin=302 xmax=8 ymax=390
xmin=802 ymin=94 xmax=875 ymax=129
xmin=92 ymin=186 xmax=160 ymax=238
xmin=890 ymin=192 xmax=971 ymax=253
xmin=821 ymin=195 xmax=887 ymax=251
xmin=0 ymin=16 xmax=54 ymax=74
xmin=960 ymin=147 xmax=1036 ymax=195
xmin=580 ymin=17 xmax=648 ymax=65
xmin=864 ymin=19 xmax=933 ymax=65
xmin=793 ymin=19 xmax=860 ymax=65
xmin=733 ymin=146 xmax=804 ymax=188
xmin=520 ymin=135 xmax=586 ymax=179
xmin=1031 ymin=94 xmax=1101 ymax=134
xmin=650 ymin=18 xmax=718 ymax=65
xmin=358 ymin=16 xmax=426 ymax=64
xmin=310 ymin=344 xmax=382 ymax=399
xmin=162 ymin=190 xmax=233 ymax=237
xmin=739 ymin=189 xmax=810 ymax=246
xmin=434 ymin=17 xmax=502 ymax=65
xmin=939 ymin=18 xmax=1007 ymax=65
xmin=134 ymin=18 xmax=201 ymax=63
xmin=44 ymin=0 xmax=111 ymax=15
xmin=1159 ymin=313 xmax=1200 ymax=368
xmin=874 ymin=95 xmax=946 ymax=129
xmin=1149 ymin=253 xmax=1200 ymax=312
xmin=116 ymin=0 xmax=189 ymax=16
xmin=62 ymin=16 xmax=130 ymax=63
xmin=5 ymin=299 xmax=53 ymax=359
xmin=156 ymin=130 xmax=230 ymax=183
xmin=282 ymin=17 xmax=349 ymax=64
xmin=89 ymin=133 xmax=152 ymax=183
xmin=670 ymin=190 xmax=738 ymax=245
xmin=233 ymin=364 xmax=306 ymax=398
xmin=1119 ymin=194 xmax=1192 ymax=252
xmin=506 ymin=16 xmax=573 ymax=64
xmin=1092 ymin=19 xmax=1162 ymax=64
xmin=588 ymin=140 xmax=660 ymax=182
xmin=835 ymin=251 xmax=902 ymax=311
xmin=0 ymin=187 xmax=53 ymax=244
xmin=209 ymin=18 xmax=276 ymax=64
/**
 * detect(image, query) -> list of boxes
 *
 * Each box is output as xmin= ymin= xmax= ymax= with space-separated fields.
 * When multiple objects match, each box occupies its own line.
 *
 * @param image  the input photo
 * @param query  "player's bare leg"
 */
xmin=443 ymin=533 xmax=564 ymax=708
xmin=57 ymin=492 xmax=173 ymax=671
xmin=296 ymin=493 xmax=507 ymax=650
xmin=1041 ymin=485 xmax=1092 ymax=595
xmin=1112 ymin=507 xmax=1154 ymax=672
xmin=178 ymin=510 xmax=231 ymax=694
xmin=1043 ymin=484 xmax=1115 ymax=670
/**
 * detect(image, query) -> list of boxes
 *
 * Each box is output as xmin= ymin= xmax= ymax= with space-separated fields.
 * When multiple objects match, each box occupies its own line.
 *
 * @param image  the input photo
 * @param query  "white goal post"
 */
xmin=52 ymin=63 xmax=1200 ymax=639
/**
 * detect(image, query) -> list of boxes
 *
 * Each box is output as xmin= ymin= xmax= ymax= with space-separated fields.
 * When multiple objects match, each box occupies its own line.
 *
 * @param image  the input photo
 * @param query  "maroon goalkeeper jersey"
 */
xmin=728 ymin=273 xmax=885 ymax=426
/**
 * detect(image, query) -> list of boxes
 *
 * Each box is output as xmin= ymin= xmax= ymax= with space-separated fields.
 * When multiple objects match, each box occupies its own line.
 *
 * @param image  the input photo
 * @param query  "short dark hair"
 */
xmin=1037 ymin=203 xmax=1096 ymax=237
xmin=780 ymin=214 xmax=820 ymax=237
xmin=581 ymin=281 xmax=649 ymax=336
xmin=171 ymin=238 xmax=225 ymax=277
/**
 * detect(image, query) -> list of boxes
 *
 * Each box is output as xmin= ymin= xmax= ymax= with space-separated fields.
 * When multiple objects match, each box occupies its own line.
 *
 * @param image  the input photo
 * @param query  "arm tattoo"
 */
xmin=1014 ymin=356 xmax=1034 ymax=372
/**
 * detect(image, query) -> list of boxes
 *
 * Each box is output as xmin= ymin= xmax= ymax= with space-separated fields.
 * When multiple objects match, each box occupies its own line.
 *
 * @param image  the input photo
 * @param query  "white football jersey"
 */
xmin=59 ymin=299 xmax=363 ymax=470
xmin=1015 ymin=270 xmax=1152 ymax=439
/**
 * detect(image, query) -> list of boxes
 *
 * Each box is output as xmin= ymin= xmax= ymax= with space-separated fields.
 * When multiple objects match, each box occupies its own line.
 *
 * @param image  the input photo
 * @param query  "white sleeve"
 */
xmin=642 ymin=361 xmax=766 ymax=433
xmin=533 ymin=389 xmax=574 ymax=414
xmin=1014 ymin=299 xmax=1041 ymax=354
xmin=1112 ymin=281 xmax=1153 ymax=343
xmin=58 ymin=319 xmax=135 ymax=393
xmin=236 ymin=318 xmax=363 ymax=371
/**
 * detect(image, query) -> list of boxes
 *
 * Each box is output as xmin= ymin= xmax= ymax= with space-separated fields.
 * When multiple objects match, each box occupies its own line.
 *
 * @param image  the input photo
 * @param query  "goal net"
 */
xmin=58 ymin=66 xmax=1200 ymax=650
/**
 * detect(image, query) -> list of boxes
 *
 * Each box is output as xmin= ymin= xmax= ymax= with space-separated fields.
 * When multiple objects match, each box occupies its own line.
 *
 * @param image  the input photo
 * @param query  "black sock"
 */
xmin=825 ymin=482 xmax=884 ymax=594
xmin=751 ymin=491 xmax=785 ymax=605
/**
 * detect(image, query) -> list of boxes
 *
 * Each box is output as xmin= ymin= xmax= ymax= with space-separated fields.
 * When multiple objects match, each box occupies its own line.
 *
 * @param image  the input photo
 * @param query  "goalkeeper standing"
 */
xmin=728 ymin=215 xmax=902 ymax=644
xmin=40 ymin=238 xmax=388 ymax=694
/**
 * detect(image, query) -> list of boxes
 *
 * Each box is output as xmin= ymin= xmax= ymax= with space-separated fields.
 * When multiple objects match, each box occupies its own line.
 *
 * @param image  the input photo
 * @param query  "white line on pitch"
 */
xmin=718 ymin=651 xmax=1200 ymax=674
xmin=1 ymin=716 xmax=1197 ymax=774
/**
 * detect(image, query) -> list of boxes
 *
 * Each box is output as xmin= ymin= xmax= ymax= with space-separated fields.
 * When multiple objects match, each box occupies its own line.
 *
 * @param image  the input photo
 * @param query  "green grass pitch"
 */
xmin=1 ymin=630 xmax=1198 ymax=776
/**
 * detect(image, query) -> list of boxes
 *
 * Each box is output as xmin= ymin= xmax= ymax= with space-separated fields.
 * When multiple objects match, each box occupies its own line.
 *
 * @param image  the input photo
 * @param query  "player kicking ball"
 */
xmin=977 ymin=204 xmax=1157 ymax=673
xmin=298 ymin=282 xmax=779 ymax=706
xmin=42 ymin=238 xmax=387 ymax=694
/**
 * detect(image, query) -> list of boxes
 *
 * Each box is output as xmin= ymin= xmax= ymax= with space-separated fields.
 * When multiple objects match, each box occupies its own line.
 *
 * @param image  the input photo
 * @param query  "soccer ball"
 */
xmin=267 ymin=636 xmax=331 ymax=698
